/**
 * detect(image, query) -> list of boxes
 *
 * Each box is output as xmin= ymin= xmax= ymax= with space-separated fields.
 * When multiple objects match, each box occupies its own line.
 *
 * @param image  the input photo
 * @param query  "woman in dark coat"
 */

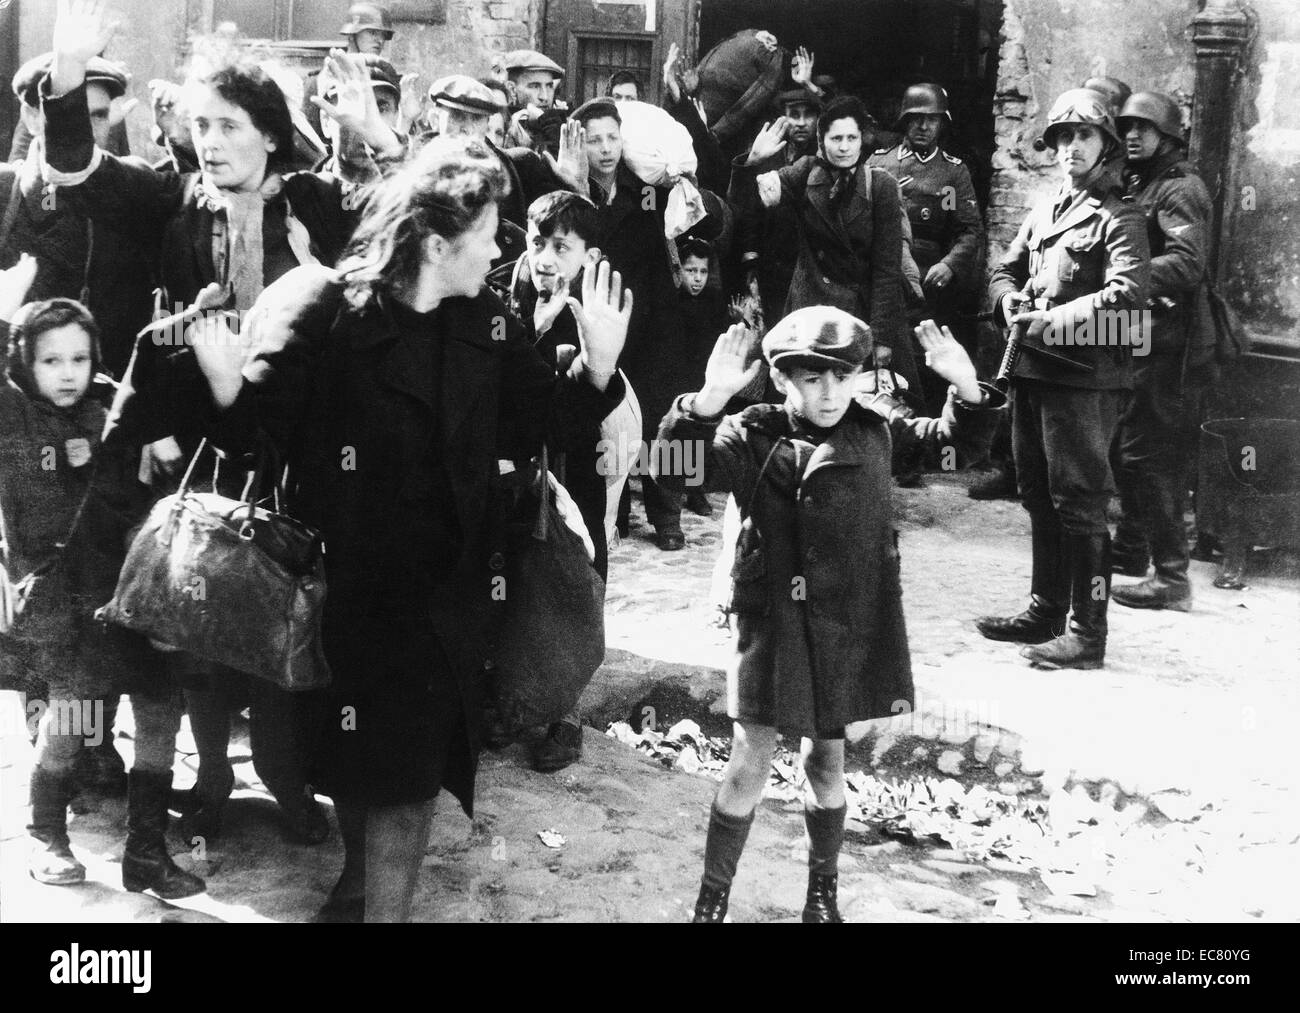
xmin=734 ymin=95 xmax=919 ymax=391
xmin=42 ymin=2 xmax=404 ymax=847
xmin=191 ymin=137 xmax=631 ymax=922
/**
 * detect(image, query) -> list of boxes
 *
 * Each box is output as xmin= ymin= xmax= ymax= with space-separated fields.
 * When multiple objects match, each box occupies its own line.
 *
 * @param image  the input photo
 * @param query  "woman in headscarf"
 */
xmin=733 ymin=94 xmax=918 ymax=391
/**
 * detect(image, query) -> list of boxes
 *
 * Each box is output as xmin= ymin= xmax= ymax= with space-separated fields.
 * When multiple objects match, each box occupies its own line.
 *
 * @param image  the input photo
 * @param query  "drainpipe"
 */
xmin=1189 ymin=0 xmax=1253 ymax=282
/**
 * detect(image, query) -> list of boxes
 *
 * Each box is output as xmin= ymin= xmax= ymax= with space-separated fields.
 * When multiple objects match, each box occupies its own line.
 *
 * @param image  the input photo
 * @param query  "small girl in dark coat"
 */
xmin=656 ymin=307 xmax=997 ymax=923
xmin=0 ymin=267 xmax=199 ymax=897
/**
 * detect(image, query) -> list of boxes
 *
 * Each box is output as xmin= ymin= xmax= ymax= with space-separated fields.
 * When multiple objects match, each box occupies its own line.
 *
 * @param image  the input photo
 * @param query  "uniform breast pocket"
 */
xmin=1056 ymin=231 xmax=1103 ymax=287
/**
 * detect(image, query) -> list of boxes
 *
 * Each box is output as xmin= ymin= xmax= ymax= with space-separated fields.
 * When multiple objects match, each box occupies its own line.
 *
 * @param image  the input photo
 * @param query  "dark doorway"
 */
xmin=696 ymin=0 xmax=1003 ymax=207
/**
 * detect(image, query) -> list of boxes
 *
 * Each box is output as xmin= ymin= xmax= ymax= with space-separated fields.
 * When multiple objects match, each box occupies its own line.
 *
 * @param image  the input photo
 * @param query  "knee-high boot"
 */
xmin=122 ymin=770 xmax=206 ymax=899
xmin=976 ymin=516 xmax=1068 ymax=643
xmin=28 ymin=766 xmax=85 ymax=885
xmin=1022 ymin=531 xmax=1110 ymax=670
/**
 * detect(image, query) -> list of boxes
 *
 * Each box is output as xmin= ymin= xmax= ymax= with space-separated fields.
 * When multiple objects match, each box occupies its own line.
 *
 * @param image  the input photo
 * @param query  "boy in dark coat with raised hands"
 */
xmin=656 ymin=307 xmax=998 ymax=923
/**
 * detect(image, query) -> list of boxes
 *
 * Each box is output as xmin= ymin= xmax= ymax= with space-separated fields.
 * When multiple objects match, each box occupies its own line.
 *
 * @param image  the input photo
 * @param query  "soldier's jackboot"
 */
xmin=1022 ymin=532 xmax=1110 ymax=670
xmin=1114 ymin=470 xmax=1192 ymax=611
xmin=977 ymin=517 xmax=1068 ymax=644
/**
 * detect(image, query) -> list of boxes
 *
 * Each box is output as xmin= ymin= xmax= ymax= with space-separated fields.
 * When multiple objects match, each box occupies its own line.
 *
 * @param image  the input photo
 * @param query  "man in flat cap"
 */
xmin=423 ymin=74 xmax=584 ymax=231
xmin=503 ymin=48 xmax=569 ymax=156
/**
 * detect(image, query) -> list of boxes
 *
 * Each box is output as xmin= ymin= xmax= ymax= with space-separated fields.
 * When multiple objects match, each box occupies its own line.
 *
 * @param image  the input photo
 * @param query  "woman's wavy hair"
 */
xmin=817 ymin=95 xmax=874 ymax=164
xmin=337 ymin=137 xmax=511 ymax=309
xmin=182 ymin=38 xmax=296 ymax=174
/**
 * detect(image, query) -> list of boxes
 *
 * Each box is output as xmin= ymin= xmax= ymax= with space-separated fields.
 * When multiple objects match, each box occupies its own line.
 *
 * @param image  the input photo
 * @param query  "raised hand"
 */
xmin=746 ymin=117 xmax=789 ymax=166
xmin=567 ymin=259 xmax=632 ymax=389
xmin=185 ymin=282 xmax=248 ymax=409
xmin=148 ymin=78 xmax=186 ymax=142
xmin=52 ymin=0 xmax=118 ymax=95
xmin=696 ymin=323 xmax=762 ymax=417
xmin=663 ymin=42 xmax=682 ymax=103
xmin=546 ymin=119 xmax=588 ymax=194
xmin=791 ymin=46 xmax=815 ymax=86
xmin=312 ymin=50 xmax=402 ymax=157
xmin=0 ymin=254 xmax=38 ymax=323
xmin=398 ymin=72 xmax=423 ymax=130
xmin=915 ymin=319 xmax=980 ymax=402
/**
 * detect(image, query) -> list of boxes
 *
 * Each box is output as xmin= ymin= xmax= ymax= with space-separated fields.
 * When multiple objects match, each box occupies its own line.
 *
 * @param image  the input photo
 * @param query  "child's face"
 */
xmin=526 ymin=223 xmax=589 ymax=295
xmin=31 ymin=324 xmax=94 ymax=408
xmin=775 ymin=362 xmax=862 ymax=428
xmin=681 ymin=255 xmax=709 ymax=296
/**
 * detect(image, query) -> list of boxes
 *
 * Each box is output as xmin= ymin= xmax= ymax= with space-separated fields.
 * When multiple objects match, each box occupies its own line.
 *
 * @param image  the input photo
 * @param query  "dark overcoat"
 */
xmin=205 ymin=266 xmax=624 ymax=812
xmin=657 ymin=391 xmax=993 ymax=737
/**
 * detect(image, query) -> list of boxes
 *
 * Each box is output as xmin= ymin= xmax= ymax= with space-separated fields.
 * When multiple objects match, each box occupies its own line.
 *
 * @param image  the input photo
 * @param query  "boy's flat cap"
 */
xmin=762 ymin=306 xmax=873 ymax=371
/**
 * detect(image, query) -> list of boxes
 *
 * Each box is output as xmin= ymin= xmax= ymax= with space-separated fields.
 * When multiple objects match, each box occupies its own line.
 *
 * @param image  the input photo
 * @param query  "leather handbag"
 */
xmin=487 ymin=446 xmax=606 ymax=731
xmin=97 ymin=439 xmax=330 ymax=691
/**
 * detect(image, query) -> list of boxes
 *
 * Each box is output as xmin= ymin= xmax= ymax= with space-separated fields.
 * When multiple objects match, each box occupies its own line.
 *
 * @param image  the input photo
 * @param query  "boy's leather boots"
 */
xmin=28 ymin=766 xmax=86 ymax=885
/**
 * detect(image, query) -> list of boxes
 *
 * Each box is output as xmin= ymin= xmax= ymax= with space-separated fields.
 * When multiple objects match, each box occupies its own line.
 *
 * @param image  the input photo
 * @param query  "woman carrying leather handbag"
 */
xmin=189 ymin=136 xmax=632 ymax=922
xmin=41 ymin=0 xmax=414 ymax=850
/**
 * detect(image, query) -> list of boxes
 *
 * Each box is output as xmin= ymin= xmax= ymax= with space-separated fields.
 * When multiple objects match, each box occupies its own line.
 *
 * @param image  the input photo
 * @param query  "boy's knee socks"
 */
xmin=701 ymin=802 xmax=755 ymax=890
xmin=804 ymin=803 xmax=847 ymax=876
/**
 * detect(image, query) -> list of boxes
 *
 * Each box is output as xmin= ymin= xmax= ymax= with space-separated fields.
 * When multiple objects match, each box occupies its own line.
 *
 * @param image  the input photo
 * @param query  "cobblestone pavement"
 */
xmin=2 ymin=472 xmax=1297 ymax=922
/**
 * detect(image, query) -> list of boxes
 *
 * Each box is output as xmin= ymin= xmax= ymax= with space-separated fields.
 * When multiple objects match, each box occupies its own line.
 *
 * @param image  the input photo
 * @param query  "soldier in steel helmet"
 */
xmin=977 ymin=89 xmax=1150 ymax=670
xmin=868 ymin=83 xmax=984 ymax=417
xmin=1110 ymin=91 xmax=1217 ymax=611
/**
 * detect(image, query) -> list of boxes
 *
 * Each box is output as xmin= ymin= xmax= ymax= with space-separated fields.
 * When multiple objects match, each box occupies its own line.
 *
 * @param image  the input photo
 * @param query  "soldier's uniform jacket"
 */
xmin=1123 ymin=150 xmax=1216 ymax=367
xmin=989 ymin=177 xmax=1150 ymax=389
xmin=867 ymin=142 xmax=983 ymax=287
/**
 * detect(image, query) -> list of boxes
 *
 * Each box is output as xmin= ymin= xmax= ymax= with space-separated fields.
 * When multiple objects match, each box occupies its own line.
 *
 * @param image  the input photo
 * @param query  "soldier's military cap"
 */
xmin=13 ymin=53 xmax=129 ymax=107
xmin=503 ymin=49 xmax=565 ymax=79
xmin=762 ymin=306 xmax=872 ymax=371
xmin=428 ymin=74 xmax=504 ymax=115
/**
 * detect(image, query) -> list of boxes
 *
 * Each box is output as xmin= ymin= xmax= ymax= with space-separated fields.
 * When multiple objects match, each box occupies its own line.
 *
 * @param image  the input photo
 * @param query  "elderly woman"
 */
xmin=40 ymin=0 xmax=405 ymax=851
xmin=189 ymin=137 xmax=631 ymax=922
xmin=736 ymin=94 xmax=917 ymax=391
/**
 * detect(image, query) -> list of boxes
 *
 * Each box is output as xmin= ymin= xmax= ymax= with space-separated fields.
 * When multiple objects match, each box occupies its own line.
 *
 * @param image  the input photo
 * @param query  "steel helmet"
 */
xmin=1041 ymin=88 xmax=1120 ymax=149
xmin=340 ymin=3 xmax=394 ymax=37
xmin=895 ymin=82 xmax=951 ymax=130
xmin=1081 ymin=76 xmax=1132 ymax=116
xmin=1117 ymin=91 xmax=1185 ymax=145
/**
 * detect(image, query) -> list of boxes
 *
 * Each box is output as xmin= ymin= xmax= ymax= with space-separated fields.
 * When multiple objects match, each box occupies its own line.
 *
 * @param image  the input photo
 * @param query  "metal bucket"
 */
xmin=1197 ymin=417 xmax=1300 ymax=587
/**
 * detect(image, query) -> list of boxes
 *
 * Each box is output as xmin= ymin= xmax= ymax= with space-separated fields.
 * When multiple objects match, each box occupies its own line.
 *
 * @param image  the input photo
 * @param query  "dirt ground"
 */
xmin=1 ymin=472 xmax=1297 ymax=923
